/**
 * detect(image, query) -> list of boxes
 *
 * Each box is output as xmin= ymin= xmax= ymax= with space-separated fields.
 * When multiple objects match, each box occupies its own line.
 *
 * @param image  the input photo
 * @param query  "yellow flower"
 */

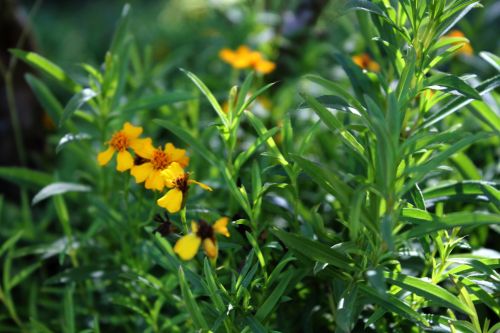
xmin=445 ymin=30 xmax=473 ymax=56
xmin=156 ymin=162 xmax=212 ymax=213
xmin=352 ymin=53 xmax=380 ymax=72
xmin=254 ymin=58 xmax=276 ymax=74
xmin=130 ymin=142 xmax=190 ymax=191
xmin=174 ymin=218 xmax=230 ymax=260
xmin=97 ymin=122 xmax=151 ymax=172
xmin=219 ymin=45 xmax=276 ymax=74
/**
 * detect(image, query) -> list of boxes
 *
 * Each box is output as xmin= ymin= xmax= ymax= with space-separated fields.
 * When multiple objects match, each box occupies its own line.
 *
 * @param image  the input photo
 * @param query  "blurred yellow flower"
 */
xmin=156 ymin=162 xmax=212 ymax=213
xmin=219 ymin=45 xmax=276 ymax=74
xmin=174 ymin=218 xmax=230 ymax=260
xmin=97 ymin=122 xmax=151 ymax=172
xmin=352 ymin=53 xmax=380 ymax=72
xmin=131 ymin=143 xmax=190 ymax=191
xmin=445 ymin=30 xmax=473 ymax=56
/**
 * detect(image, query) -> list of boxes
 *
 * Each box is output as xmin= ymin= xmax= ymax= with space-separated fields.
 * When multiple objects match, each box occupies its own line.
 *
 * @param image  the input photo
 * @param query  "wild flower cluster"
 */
xmin=98 ymin=122 xmax=229 ymax=261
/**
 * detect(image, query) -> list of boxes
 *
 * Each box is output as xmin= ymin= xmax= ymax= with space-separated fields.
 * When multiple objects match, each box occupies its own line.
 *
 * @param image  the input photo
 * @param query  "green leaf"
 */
xmin=234 ymin=72 xmax=254 ymax=114
xmin=63 ymin=284 xmax=75 ymax=333
xmin=181 ymin=68 xmax=229 ymax=128
xmin=455 ymin=276 xmax=500 ymax=317
xmin=405 ymin=212 xmax=500 ymax=238
xmin=359 ymin=285 xmax=428 ymax=325
xmin=222 ymin=167 xmax=252 ymax=218
xmin=385 ymin=272 xmax=473 ymax=315
xmin=479 ymin=51 xmax=500 ymax=72
xmin=178 ymin=267 xmax=209 ymax=330
xmin=234 ymin=127 xmax=280 ymax=172
xmin=0 ymin=231 xmax=23 ymax=258
xmin=300 ymin=92 xmax=367 ymax=164
xmin=266 ymin=255 xmax=296 ymax=287
xmin=336 ymin=286 xmax=359 ymax=333
xmin=154 ymin=119 xmax=218 ymax=167
xmin=245 ymin=232 xmax=266 ymax=272
xmin=25 ymin=74 xmax=64 ymax=123
xmin=244 ymin=316 xmax=267 ymax=333
xmin=468 ymin=100 xmax=500 ymax=133
xmin=203 ymin=259 xmax=226 ymax=313
xmin=425 ymin=74 xmax=481 ymax=100
xmin=342 ymin=0 xmax=386 ymax=17
xmin=0 ymin=167 xmax=53 ymax=188
xmin=8 ymin=262 xmax=41 ymax=289
xmin=423 ymin=181 xmax=500 ymax=206
xmin=348 ymin=186 xmax=368 ymax=240
xmin=60 ymin=89 xmax=97 ymax=126
xmin=236 ymin=82 xmax=276 ymax=118
xmin=255 ymin=269 xmax=294 ymax=321
xmin=32 ymin=182 xmax=92 ymax=205
xmin=10 ymin=49 xmax=80 ymax=92
xmin=401 ymin=132 xmax=490 ymax=196
xmin=304 ymin=74 xmax=365 ymax=111
xmin=291 ymin=154 xmax=352 ymax=207
xmin=56 ymin=133 xmax=92 ymax=154
xmin=272 ymin=228 xmax=353 ymax=271
xmin=424 ymin=75 xmax=500 ymax=128
xmin=449 ymin=152 xmax=481 ymax=180
xmin=109 ymin=4 xmax=131 ymax=54
xmin=121 ymin=92 xmax=194 ymax=114
xmin=244 ymin=111 xmax=289 ymax=167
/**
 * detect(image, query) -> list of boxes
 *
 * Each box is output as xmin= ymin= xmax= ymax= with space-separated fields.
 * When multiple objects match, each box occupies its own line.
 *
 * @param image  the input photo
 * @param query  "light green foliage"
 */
xmin=0 ymin=1 xmax=499 ymax=332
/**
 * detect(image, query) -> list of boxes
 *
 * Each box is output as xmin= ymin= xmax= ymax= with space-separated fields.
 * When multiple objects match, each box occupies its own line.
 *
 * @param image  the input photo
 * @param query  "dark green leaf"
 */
xmin=272 ymin=228 xmax=353 ymax=271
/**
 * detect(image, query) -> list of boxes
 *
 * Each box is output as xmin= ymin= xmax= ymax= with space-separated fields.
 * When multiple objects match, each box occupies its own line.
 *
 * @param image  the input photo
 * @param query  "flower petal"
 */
xmin=174 ymin=233 xmax=202 ymax=260
xmin=164 ymin=143 xmax=175 ymax=154
xmin=203 ymin=238 xmax=218 ymax=259
xmin=219 ymin=48 xmax=236 ymax=64
xmin=254 ymin=59 xmax=276 ymax=74
xmin=97 ymin=146 xmax=115 ymax=166
xmin=188 ymin=179 xmax=212 ymax=191
xmin=146 ymin=170 xmax=165 ymax=191
xmin=213 ymin=217 xmax=230 ymax=237
xmin=191 ymin=221 xmax=199 ymax=233
xmin=157 ymin=188 xmax=183 ymax=213
xmin=131 ymin=162 xmax=153 ymax=183
xmin=116 ymin=150 xmax=134 ymax=172
xmin=161 ymin=162 xmax=185 ymax=183
xmin=122 ymin=122 xmax=143 ymax=139
xmin=171 ymin=147 xmax=189 ymax=167
xmin=130 ymin=138 xmax=154 ymax=158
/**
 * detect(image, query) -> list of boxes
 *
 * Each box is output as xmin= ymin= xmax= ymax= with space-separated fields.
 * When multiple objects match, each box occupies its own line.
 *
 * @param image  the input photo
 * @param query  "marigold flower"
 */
xmin=352 ymin=53 xmax=380 ymax=72
xmin=445 ymin=30 xmax=473 ymax=56
xmin=174 ymin=218 xmax=230 ymax=260
xmin=130 ymin=142 xmax=190 ymax=191
xmin=97 ymin=122 xmax=151 ymax=172
xmin=219 ymin=45 xmax=276 ymax=74
xmin=156 ymin=162 xmax=212 ymax=213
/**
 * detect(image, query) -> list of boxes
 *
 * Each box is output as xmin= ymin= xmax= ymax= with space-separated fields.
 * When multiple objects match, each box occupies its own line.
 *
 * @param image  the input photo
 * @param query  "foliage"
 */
xmin=1 ymin=1 xmax=499 ymax=332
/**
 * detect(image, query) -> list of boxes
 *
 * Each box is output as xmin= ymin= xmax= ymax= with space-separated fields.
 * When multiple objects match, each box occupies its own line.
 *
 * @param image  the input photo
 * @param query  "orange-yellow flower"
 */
xmin=130 ymin=142 xmax=190 ymax=191
xmin=156 ymin=162 xmax=212 ymax=213
xmin=174 ymin=218 xmax=230 ymax=260
xmin=445 ymin=30 xmax=473 ymax=56
xmin=97 ymin=122 xmax=151 ymax=172
xmin=219 ymin=45 xmax=276 ymax=74
xmin=352 ymin=53 xmax=380 ymax=72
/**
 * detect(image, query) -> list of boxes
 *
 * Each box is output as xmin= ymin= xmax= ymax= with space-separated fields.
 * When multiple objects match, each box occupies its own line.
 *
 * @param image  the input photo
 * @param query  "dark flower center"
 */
xmin=174 ymin=174 xmax=189 ymax=193
xmin=196 ymin=220 xmax=214 ymax=240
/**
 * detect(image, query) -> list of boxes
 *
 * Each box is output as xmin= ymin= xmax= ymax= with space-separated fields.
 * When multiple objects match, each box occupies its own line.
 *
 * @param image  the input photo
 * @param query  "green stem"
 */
xmin=180 ymin=206 xmax=188 ymax=234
